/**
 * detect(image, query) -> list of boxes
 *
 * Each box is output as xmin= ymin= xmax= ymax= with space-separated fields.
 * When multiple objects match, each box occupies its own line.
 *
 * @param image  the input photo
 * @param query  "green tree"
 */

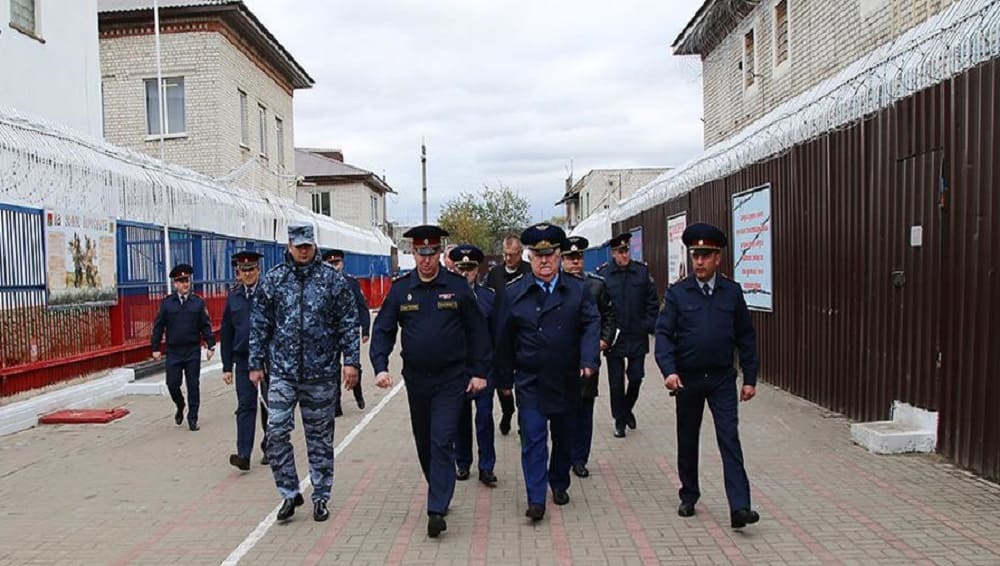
xmin=439 ymin=184 xmax=531 ymax=253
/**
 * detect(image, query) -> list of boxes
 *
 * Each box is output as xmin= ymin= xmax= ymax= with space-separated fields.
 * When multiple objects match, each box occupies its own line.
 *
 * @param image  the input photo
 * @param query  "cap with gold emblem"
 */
xmin=520 ymin=223 xmax=567 ymax=256
xmin=448 ymin=244 xmax=484 ymax=269
xmin=561 ymin=236 xmax=589 ymax=256
xmin=403 ymin=225 xmax=450 ymax=256
xmin=681 ymin=222 xmax=727 ymax=253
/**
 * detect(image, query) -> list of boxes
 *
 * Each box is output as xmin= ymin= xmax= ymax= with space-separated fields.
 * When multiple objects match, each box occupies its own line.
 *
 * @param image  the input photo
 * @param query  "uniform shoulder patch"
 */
xmin=506 ymin=273 xmax=525 ymax=286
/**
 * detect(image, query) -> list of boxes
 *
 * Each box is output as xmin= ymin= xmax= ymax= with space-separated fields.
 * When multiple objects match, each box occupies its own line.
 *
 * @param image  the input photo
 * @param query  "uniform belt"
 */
xmin=680 ymin=367 xmax=735 ymax=379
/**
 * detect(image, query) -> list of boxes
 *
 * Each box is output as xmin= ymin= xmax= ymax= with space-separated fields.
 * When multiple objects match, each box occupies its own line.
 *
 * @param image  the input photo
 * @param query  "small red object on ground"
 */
xmin=39 ymin=408 xmax=130 ymax=424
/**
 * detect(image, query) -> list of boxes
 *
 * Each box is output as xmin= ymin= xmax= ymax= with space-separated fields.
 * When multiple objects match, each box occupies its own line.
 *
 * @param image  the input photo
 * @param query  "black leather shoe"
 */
xmin=614 ymin=424 xmax=626 ymax=438
xmin=678 ymin=502 xmax=696 ymax=517
xmin=731 ymin=508 xmax=760 ymax=529
xmin=276 ymin=493 xmax=304 ymax=521
xmin=498 ymin=413 xmax=512 ymax=436
xmin=627 ymin=413 xmax=637 ymax=430
xmin=334 ymin=405 xmax=343 ymax=418
xmin=552 ymin=490 xmax=570 ymax=506
xmin=456 ymin=467 xmax=471 ymax=481
xmin=188 ymin=421 xmax=199 ymax=431
xmin=525 ymin=504 xmax=545 ymax=522
xmin=427 ymin=514 xmax=447 ymax=538
xmin=572 ymin=464 xmax=590 ymax=478
xmin=174 ymin=406 xmax=184 ymax=425
xmin=355 ymin=391 xmax=366 ymax=410
xmin=313 ymin=500 xmax=329 ymax=522
xmin=229 ymin=454 xmax=250 ymax=471
xmin=478 ymin=469 xmax=498 ymax=486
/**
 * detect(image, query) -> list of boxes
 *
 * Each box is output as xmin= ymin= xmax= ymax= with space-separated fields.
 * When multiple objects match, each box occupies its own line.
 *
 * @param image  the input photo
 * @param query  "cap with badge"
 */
xmin=403 ymin=225 xmax=449 ymax=256
xmin=607 ymin=232 xmax=632 ymax=251
xmin=682 ymin=222 xmax=727 ymax=254
xmin=561 ymin=236 xmax=589 ymax=256
xmin=231 ymin=250 xmax=263 ymax=272
xmin=287 ymin=221 xmax=316 ymax=246
xmin=448 ymin=244 xmax=484 ymax=269
xmin=170 ymin=263 xmax=194 ymax=281
xmin=321 ymin=249 xmax=345 ymax=262
xmin=520 ymin=223 xmax=567 ymax=256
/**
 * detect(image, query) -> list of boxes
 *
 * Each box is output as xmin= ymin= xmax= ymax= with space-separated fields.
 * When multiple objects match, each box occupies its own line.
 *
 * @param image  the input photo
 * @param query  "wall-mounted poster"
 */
xmin=666 ymin=213 xmax=687 ymax=284
xmin=731 ymin=185 xmax=773 ymax=311
xmin=45 ymin=210 xmax=117 ymax=307
xmin=629 ymin=226 xmax=643 ymax=262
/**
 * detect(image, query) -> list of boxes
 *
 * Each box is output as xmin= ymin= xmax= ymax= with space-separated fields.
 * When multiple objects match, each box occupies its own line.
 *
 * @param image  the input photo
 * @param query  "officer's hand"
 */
xmin=467 ymin=377 xmax=487 ymax=394
xmin=206 ymin=349 xmax=215 ymax=361
xmin=152 ymin=351 xmax=162 ymax=361
xmin=343 ymin=365 xmax=360 ymax=390
xmin=500 ymin=388 xmax=513 ymax=397
xmin=223 ymin=372 xmax=233 ymax=385
xmin=741 ymin=385 xmax=756 ymax=402
xmin=362 ymin=335 xmax=370 ymax=344
xmin=599 ymin=340 xmax=609 ymax=351
xmin=665 ymin=373 xmax=683 ymax=391
xmin=375 ymin=371 xmax=393 ymax=389
xmin=250 ymin=370 xmax=264 ymax=385
xmin=580 ymin=367 xmax=595 ymax=379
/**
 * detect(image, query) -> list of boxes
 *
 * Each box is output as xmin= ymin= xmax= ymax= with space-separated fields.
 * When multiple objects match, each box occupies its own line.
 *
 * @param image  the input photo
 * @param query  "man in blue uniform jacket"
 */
xmin=151 ymin=263 xmax=215 ymax=431
xmin=450 ymin=244 xmax=499 ymax=487
xmin=322 ymin=249 xmax=370 ymax=415
xmin=655 ymin=222 xmax=761 ymax=530
xmin=596 ymin=232 xmax=659 ymax=438
xmin=493 ymin=223 xmax=601 ymax=522
xmin=222 ymin=250 xmax=266 ymax=471
xmin=370 ymin=225 xmax=491 ymax=539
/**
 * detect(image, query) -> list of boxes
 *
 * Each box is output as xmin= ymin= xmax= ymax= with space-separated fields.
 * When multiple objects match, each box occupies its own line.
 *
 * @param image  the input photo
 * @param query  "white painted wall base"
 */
xmin=851 ymin=401 xmax=938 ymax=454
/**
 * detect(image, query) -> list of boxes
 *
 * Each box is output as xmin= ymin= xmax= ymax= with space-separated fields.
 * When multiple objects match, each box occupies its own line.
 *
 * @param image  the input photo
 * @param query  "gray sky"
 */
xmin=244 ymin=0 xmax=706 ymax=225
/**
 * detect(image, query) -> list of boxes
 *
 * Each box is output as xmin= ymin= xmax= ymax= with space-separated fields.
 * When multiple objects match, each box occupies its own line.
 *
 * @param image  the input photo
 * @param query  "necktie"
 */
xmin=246 ymin=286 xmax=254 ymax=300
xmin=543 ymin=282 xmax=552 ymax=295
xmin=179 ymin=295 xmax=186 ymax=306
xmin=702 ymin=283 xmax=711 ymax=297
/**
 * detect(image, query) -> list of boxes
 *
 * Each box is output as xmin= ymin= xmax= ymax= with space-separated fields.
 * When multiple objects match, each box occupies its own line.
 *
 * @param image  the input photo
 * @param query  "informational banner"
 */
xmin=731 ymin=185 xmax=773 ymax=311
xmin=666 ymin=213 xmax=688 ymax=284
xmin=629 ymin=226 xmax=643 ymax=262
xmin=45 ymin=210 xmax=117 ymax=307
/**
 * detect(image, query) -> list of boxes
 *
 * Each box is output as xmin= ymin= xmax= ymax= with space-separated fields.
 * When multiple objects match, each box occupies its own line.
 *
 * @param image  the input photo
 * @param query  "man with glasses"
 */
xmin=322 ymin=249 xmax=370 ymax=415
xmin=222 ymin=250 xmax=267 ymax=471
xmin=449 ymin=244 xmax=499 ymax=487
xmin=151 ymin=263 xmax=215 ymax=431
xmin=560 ymin=236 xmax=617 ymax=479
xmin=655 ymin=222 xmax=760 ymax=529
xmin=493 ymin=223 xmax=600 ymax=522
xmin=486 ymin=235 xmax=530 ymax=435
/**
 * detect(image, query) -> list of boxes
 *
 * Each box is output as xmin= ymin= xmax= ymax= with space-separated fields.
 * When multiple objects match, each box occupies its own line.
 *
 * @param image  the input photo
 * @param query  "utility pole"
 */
xmin=421 ymin=139 xmax=428 ymax=224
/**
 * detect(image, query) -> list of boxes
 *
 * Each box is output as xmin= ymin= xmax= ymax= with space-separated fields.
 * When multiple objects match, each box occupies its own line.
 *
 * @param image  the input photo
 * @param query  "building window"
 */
xmin=774 ymin=0 xmax=790 ymax=68
xmin=10 ymin=0 xmax=36 ymax=34
xmin=371 ymin=195 xmax=378 ymax=226
xmin=275 ymin=117 xmax=285 ymax=167
xmin=257 ymin=104 xmax=268 ymax=156
xmin=743 ymin=29 xmax=757 ymax=89
xmin=239 ymin=90 xmax=249 ymax=146
xmin=144 ymin=77 xmax=185 ymax=136
xmin=312 ymin=192 xmax=330 ymax=216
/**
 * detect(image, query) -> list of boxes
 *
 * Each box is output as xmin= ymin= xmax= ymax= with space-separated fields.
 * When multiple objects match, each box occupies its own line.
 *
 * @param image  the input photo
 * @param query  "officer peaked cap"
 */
xmin=448 ymin=244 xmax=484 ymax=266
xmin=682 ymin=222 xmax=727 ymax=251
xmin=322 ymin=249 xmax=345 ymax=261
xmin=170 ymin=264 xmax=194 ymax=279
xmin=607 ymin=232 xmax=632 ymax=250
xmin=561 ymin=236 xmax=589 ymax=255
xmin=403 ymin=225 xmax=449 ymax=256
xmin=521 ymin=223 xmax=567 ymax=256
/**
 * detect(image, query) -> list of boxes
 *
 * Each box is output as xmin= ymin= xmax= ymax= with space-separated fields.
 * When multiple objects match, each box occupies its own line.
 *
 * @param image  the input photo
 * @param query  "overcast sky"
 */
xmin=244 ymin=0 xmax=707 ymax=225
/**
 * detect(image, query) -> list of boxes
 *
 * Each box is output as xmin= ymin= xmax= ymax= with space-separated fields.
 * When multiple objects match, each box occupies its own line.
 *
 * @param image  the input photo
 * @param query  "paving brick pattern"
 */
xmin=1 ymin=340 xmax=999 ymax=565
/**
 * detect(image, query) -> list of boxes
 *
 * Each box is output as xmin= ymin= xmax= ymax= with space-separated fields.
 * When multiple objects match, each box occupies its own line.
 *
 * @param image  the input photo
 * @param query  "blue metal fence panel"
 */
xmin=584 ymin=245 xmax=609 ymax=271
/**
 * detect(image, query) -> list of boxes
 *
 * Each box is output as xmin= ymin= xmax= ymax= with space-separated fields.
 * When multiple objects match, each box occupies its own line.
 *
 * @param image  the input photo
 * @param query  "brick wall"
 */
xmin=699 ymin=0 xmax=957 ymax=147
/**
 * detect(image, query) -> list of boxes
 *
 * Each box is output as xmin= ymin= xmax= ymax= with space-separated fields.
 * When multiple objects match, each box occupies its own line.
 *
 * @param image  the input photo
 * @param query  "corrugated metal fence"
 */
xmin=616 ymin=58 xmax=1000 ymax=480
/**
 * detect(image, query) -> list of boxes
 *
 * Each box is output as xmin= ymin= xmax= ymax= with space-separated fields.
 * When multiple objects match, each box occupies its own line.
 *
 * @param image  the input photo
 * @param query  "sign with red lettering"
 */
xmin=731 ymin=185 xmax=772 ymax=311
xmin=666 ymin=213 xmax=687 ymax=284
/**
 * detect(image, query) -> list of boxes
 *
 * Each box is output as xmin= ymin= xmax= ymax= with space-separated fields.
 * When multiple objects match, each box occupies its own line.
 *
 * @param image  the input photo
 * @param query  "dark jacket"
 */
xmin=151 ymin=293 xmax=214 ymax=353
xmin=579 ymin=271 xmax=616 ymax=397
xmin=344 ymin=273 xmax=371 ymax=338
xmin=485 ymin=261 xmax=532 ymax=293
xmin=596 ymin=260 xmax=658 ymax=357
xmin=493 ymin=273 xmax=601 ymax=414
xmin=654 ymin=274 xmax=759 ymax=386
xmin=221 ymin=284 xmax=256 ymax=372
xmin=249 ymin=253 xmax=360 ymax=381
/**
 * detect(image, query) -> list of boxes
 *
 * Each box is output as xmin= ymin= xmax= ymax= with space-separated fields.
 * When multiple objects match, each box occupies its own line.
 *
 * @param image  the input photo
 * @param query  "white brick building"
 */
xmin=295 ymin=148 xmax=395 ymax=234
xmin=676 ymin=0 xmax=959 ymax=148
xmin=0 ymin=0 xmax=103 ymax=137
xmin=557 ymin=168 xmax=669 ymax=230
xmin=98 ymin=0 xmax=312 ymax=199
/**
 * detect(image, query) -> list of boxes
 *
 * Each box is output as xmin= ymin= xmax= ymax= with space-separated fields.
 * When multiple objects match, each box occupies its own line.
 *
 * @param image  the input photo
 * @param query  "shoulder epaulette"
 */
xmin=392 ymin=272 xmax=409 ymax=282
xmin=506 ymin=273 xmax=525 ymax=286
xmin=566 ymin=271 xmax=585 ymax=280
xmin=585 ymin=272 xmax=605 ymax=281
xmin=477 ymin=284 xmax=496 ymax=293
xmin=596 ymin=262 xmax=609 ymax=271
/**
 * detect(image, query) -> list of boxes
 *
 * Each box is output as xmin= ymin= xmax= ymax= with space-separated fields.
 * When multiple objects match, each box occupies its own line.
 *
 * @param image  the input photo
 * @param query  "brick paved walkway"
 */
xmin=1 ymin=341 xmax=1000 ymax=565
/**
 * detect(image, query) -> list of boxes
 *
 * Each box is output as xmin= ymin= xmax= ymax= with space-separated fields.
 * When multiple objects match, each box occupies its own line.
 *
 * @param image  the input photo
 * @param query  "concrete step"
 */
xmin=851 ymin=401 xmax=937 ymax=454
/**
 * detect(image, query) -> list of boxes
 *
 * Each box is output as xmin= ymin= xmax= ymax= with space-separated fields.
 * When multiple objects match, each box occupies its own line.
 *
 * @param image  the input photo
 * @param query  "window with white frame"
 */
xmin=773 ymin=0 xmax=790 ymax=69
xmin=275 ymin=117 xmax=285 ymax=167
xmin=371 ymin=195 xmax=379 ymax=226
xmin=258 ymin=104 xmax=267 ymax=156
xmin=743 ymin=29 xmax=757 ymax=90
xmin=145 ymin=77 xmax=186 ymax=136
xmin=312 ymin=192 xmax=330 ymax=216
xmin=10 ymin=0 xmax=36 ymax=34
xmin=239 ymin=90 xmax=249 ymax=146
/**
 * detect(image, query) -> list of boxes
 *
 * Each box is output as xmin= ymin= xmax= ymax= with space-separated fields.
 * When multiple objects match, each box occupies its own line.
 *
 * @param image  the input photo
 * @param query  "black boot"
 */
xmin=276 ymin=493 xmax=304 ymax=521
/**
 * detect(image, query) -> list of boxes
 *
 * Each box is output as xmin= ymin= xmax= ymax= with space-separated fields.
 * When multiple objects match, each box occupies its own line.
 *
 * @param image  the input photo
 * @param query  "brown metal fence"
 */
xmin=616 ymin=58 xmax=1000 ymax=480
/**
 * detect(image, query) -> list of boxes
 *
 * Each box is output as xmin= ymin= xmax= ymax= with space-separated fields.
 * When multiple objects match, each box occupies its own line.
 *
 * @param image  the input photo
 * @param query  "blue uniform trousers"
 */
xmin=165 ymin=347 xmax=201 ymax=423
xmin=518 ymin=407 xmax=573 ymax=505
xmin=456 ymin=381 xmax=496 ymax=472
xmin=405 ymin=376 xmax=465 ymax=515
xmin=232 ymin=353 xmax=259 ymax=459
xmin=571 ymin=396 xmax=595 ymax=467
xmin=675 ymin=372 xmax=751 ymax=511
xmin=607 ymin=354 xmax=644 ymax=426
xmin=267 ymin=378 xmax=338 ymax=503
